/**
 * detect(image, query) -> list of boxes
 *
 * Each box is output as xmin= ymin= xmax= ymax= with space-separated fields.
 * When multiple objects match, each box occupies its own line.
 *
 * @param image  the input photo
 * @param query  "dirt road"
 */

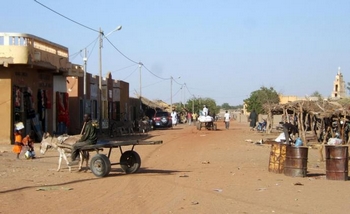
xmin=0 ymin=121 xmax=349 ymax=214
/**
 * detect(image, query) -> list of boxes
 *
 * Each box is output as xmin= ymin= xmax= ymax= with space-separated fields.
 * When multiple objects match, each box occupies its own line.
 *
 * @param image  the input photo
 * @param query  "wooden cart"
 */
xmin=196 ymin=121 xmax=217 ymax=130
xmin=80 ymin=140 xmax=162 ymax=177
xmin=196 ymin=116 xmax=217 ymax=130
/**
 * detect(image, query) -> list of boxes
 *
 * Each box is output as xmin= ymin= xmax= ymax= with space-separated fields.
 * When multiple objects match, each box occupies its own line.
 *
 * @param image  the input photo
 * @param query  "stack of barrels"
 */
xmin=268 ymin=142 xmax=348 ymax=181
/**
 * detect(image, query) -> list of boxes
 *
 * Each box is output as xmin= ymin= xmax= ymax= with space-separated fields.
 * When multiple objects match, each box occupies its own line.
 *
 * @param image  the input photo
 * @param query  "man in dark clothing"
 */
xmin=283 ymin=122 xmax=298 ymax=145
xmin=249 ymin=109 xmax=258 ymax=130
xmin=71 ymin=114 xmax=97 ymax=162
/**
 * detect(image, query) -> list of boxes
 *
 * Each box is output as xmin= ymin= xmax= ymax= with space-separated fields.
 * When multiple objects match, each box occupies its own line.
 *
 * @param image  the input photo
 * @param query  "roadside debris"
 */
xmin=36 ymin=186 xmax=73 ymax=191
xmin=213 ymin=189 xmax=223 ymax=192
xmin=293 ymin=182 xmax=304 ymax=186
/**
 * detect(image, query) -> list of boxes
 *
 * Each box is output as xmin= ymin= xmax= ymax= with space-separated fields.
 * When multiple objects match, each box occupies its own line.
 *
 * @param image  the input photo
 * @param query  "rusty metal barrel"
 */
xmin=325 ymin=145 xmax=348 ymax=181
xmin=268 ymin=142 xmax=287 ymax=173
xmin=284 ymin=146 xmax=308 ymax=177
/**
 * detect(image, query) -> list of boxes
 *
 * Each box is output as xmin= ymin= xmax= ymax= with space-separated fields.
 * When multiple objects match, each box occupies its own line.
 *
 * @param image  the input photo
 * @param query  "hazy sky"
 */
xmin=3 ymin=1 xmax=350 ymax=105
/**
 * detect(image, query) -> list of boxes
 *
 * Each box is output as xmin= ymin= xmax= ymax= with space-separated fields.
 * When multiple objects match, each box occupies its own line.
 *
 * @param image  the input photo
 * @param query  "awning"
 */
xmin=140 ymin=97 xmax=163 ymax=109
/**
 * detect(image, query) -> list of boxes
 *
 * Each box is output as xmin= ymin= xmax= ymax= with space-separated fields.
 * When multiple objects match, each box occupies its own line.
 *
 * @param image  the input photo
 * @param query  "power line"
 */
xmin=110 ymin=64 xmax=139 ymax=74
xmin=184 ymin=83 xmax=194 ymax=98
xmin=172 ymin=87 xmax=182 ymax=98
xmin=104 ymin=36 xmax=139 ymax=65
xmin=122 ymin=66 xmax=139 ymax=81
xmin=34 ymin=0 xmax=196 ymax=101
xmin=34 ymin=0 xmax=99 ymax=33
xmin=172 ymin=78 xmax=183 ymax=86
xmin=142 ymin=80 xmax=166 ymax=89
xmin=142 ymin=65 xmax=170 ymax=81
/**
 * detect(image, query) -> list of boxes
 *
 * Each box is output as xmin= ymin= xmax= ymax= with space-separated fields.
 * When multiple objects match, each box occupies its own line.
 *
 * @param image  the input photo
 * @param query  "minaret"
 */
xmin=331 ymin=67 xmax=346 ymax=98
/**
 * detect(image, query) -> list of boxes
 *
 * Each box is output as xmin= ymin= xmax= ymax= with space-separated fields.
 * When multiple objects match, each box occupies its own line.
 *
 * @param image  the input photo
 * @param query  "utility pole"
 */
xmin=139 ymin=62 xmax=143 ymax=118
xmin=170 ymin=76 xmax=180 ymax=111
xmin=97 ymin=26 xmax=122 ymax=133
xmin=139 ymin=62 xmax=143 ymax=98
xmin=170 ymin=76 xmax=173 ymax=111
xmin=83 ymin=48 xmax=87 ymax=116
xmin=98 ymin=27 xmax=103 ymax=133
xmin=192 ymin=96 xmax=194 ymax=114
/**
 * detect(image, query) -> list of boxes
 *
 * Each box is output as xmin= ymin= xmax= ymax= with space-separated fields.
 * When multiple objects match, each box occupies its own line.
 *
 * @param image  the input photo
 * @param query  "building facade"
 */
xmin=66 ymin=71 xmax=130 ymax=135
xmin=0 ymin=32 xmax=82 ymax=144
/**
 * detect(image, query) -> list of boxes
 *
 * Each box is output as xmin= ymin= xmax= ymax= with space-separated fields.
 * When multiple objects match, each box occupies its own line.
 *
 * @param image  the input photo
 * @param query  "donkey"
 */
xmin=40 ymin=133 xmax=90 ymax=172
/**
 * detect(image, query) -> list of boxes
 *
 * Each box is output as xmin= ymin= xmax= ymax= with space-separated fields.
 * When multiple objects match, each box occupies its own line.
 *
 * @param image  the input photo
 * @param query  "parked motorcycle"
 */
xmin=256 ymin=119 xmax=267 ymax=132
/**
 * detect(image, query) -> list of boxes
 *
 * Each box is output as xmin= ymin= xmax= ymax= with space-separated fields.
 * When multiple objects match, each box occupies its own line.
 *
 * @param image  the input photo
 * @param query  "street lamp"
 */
xmin=170 ymin=76 xmax=180 ymax=111
xmin=98 ymin=25 xmax=122 ymax=133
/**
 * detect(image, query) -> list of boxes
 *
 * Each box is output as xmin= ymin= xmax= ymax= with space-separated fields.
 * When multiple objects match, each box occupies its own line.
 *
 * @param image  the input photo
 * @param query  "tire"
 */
xmin=160 ymin=117 xmax=169 ymax=126
xmin=90 ymin=154 xmax=111 ymax=177
xmin=120 ymin=151 xmax=141 ymax=174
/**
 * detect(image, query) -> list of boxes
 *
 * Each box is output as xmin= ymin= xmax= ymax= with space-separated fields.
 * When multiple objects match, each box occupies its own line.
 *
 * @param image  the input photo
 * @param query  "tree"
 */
xmin=244 ymin=86 xmax=280 ymax=114
xmin=310 ymin=91 xmax=323 ymax=101
xmin=347 ymin=82 xmax=350 ymax=94
xmin=244 ymin=86 xmax=280 ymax=134
xmin=221 ymin=103 xmax=231 ymax=110
xmin=185 ymin=97 xmax=218 ymax=115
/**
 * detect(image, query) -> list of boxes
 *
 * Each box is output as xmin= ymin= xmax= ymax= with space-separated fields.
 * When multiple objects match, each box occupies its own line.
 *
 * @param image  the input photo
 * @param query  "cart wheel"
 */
xmin=213 ymin=124 xmax=217 ymax=131
xmin=196 ymin=122 xmax=200 ymax=130
xmin=120 ymin=151 xmax=141 ymax=174
xmin=90 ymin=154 xmax=111 ymax=177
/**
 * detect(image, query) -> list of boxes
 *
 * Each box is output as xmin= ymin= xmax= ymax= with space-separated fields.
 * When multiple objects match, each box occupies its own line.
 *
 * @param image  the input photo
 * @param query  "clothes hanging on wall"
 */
xmin=24 ymin=87 xmax=35 ymax=119
xmin=56 ymin=92 xmax=70 ymax=126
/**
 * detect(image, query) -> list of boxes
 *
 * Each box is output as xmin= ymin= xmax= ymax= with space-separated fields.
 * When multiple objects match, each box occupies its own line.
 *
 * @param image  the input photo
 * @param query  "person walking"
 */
xmin=249 ymin=109 xmax=258 ymax=131
xmin=192 ymin=112 xmax=198 ymax=126
xmin=187 ymin=112 xmax=192 ymax=125
xmin=171 ymin=110 xmax=178 ymax=127
xmin=13 ymin=127 xmax=24 ymax=159
xmin=224 ymin=110 xmax=230 ymax=130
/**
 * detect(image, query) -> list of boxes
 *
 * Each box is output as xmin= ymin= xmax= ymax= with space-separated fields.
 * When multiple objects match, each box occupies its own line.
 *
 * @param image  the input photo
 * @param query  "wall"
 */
xmin=0 ymin=68 xmax=12 ymax=144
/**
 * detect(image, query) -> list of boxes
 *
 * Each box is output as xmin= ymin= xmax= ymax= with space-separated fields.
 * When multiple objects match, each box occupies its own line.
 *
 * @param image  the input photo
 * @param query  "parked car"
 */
xmin=152 ymin=111 xmax=172 ymax=129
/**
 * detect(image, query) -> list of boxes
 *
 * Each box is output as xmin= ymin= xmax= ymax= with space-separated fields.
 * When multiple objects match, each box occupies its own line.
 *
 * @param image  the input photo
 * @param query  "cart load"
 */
xmin=197 ymin=116 xmax=217 ymax=130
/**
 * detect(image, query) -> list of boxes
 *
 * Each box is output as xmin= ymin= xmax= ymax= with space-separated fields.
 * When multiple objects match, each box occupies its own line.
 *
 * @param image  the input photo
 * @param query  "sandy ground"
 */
xmin=0 ymin=120 xmax=349 ymax=214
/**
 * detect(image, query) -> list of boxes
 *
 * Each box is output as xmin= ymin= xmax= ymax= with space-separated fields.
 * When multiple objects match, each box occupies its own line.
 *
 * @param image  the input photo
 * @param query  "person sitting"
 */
xmin=203 ymin=105 xmax=208 ymax=116
xmin=22 ymin=130 xmax=36 ymax=158
xmin=71 ymin=114 xmax=97 ymax=163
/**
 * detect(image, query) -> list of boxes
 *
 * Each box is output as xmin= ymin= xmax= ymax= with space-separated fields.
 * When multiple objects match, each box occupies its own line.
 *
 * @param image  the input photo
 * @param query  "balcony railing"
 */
xmin=0 ymin=32 xmax=68 ymax=58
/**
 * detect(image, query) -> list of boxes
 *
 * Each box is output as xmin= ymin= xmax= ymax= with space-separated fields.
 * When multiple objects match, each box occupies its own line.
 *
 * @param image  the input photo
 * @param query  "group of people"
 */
xmin=13 ymin=113 xmax=98 ymax=162
xmin=248 ymin=109 xmax=299 ymax=144
xmin=13 ymin=125 xmax=36 ymax=159
xmin=170 ymin=109 xmax=199 ymax=127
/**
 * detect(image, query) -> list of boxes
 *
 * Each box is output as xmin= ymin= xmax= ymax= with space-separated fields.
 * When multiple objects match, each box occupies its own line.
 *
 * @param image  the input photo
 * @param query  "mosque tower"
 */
xmin=331 ymin=67 xmax=347 ymax=98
